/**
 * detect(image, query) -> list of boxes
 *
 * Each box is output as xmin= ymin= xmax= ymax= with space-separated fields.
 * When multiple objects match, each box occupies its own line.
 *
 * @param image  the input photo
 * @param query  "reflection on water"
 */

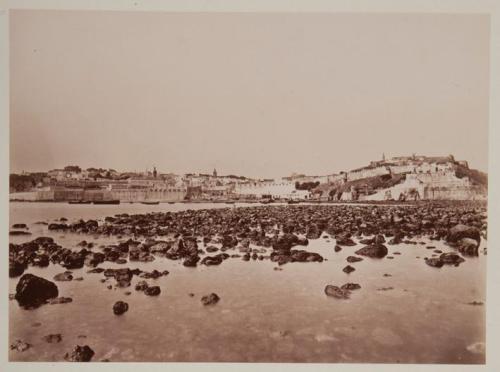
xmin=9 ymin=202 xmax=486 ymax=363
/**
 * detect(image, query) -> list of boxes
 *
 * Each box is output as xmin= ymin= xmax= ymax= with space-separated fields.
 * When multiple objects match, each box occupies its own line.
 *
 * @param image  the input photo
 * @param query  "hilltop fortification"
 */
xmin=317 ymin=155 xmax=487 ymax=201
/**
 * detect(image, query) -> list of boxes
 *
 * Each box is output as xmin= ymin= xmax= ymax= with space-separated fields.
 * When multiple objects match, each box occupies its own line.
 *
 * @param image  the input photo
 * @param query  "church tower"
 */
xmin=153 ymin=166 xmax=157 ymax=178
xmin=213 ymin=168 xmax=217 ymax=178
xmin=382 ymin=153 xmax=386 ymax=162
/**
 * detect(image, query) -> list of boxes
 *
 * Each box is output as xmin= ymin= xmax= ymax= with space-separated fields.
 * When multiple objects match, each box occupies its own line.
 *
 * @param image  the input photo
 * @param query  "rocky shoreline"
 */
xmin=9 ymin=202 xmax=487 ymax=362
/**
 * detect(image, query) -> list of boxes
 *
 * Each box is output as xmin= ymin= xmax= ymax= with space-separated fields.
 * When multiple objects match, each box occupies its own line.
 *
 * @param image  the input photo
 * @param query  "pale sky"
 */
xmin=10 ymin=11 xmax=489 ymax=177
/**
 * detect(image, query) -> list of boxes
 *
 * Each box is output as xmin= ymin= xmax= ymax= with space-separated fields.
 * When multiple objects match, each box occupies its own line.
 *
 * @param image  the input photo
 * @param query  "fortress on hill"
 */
xmin=315 ymin=154 xmax=487 ymax=201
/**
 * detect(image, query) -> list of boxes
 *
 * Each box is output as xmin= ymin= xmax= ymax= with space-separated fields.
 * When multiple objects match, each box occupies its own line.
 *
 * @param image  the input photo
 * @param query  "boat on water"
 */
xmin=168 ymin=202 xmax=176 ymax=204
xmin=68 ymin=200 xmax=92 ymax=204
xmin=92 ymin=200 xmax=121 ymax=205
xmin=225 ymin=201 xmax=236 ymax=204
xmin=141 ymin=201 xmax=160 ymax=205
xmin=287 ymin=200 xmax=300 ymax=205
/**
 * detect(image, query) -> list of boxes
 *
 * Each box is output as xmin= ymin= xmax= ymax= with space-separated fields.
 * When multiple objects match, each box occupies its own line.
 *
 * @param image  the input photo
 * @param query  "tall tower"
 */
xmin=382 ymin=153 xmax=386 ymax=162
xmin=153 ymin=166 xmax=157 ymax=178
xmin=213 ymin=168 xmax=217 ymax=178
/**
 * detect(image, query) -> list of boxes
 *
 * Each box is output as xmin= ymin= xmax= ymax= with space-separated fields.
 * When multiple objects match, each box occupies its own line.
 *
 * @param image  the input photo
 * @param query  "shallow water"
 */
xmin=9 ymin=202 xmax=486 ymax=363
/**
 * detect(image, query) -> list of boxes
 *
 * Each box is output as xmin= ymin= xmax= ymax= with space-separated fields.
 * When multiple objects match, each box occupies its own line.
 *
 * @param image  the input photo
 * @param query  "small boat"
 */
xmin=68 ymin=200 xmax=92 ymax=204
xmin=225 ymin=200 xmax=236 ymax=204
xmin=168 ymin=202 xmax=176 ymax=204
xmin=287 ymin=200 xmax=300 ymax=204
xmin=141 ymin=201 xmax=160 ymax=205
xmin=92 ymin=200 xmax=121 ymax=205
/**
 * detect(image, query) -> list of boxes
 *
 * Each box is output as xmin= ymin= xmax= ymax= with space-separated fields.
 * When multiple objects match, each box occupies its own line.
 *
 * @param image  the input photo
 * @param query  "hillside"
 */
xmin=312 ymin=156 xmax=487 ymax=201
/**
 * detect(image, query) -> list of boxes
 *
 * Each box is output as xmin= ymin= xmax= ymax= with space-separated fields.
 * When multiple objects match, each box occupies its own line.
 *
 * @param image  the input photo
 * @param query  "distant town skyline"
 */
xmin=10 ymin=11 xmax=489 ymax=177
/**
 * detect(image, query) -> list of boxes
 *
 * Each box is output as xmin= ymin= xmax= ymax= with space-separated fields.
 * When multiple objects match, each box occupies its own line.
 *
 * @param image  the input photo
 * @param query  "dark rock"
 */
xmin=335 ymin=235 xmax=356 ymax=246
xmin=9 ymin=260 xmax=26 ymax=278
xmin=43 ymin=334 xmax=62 ymax=343
xmin=272 ymin=233 xmax=307 ymax=252
xmin=334 ymin=245 xmax=342 ymax=252
xmin=446 ymin=224 xmax=481 ymax=245
xmin=135 ymin=280 xmax=149 ymax=291
xmin=15 ymin=274 xmax=59 ymax=309
xmin=440 ymin=252 xmax=465 ymax=265
xmin=343 ymin=265 xmax=356 ymax=274
xmin=355 ymin=243 xmax=388 ymax=258
xmin=341 ymin=283 xmax=361 ymax=290
xmin=346 ymin=256 xmax=363 ymax=263
xmin=10 ymin=339 xmax=32 ymax=352
xmin=305 ymin=224 xmax=322 ymax=239
xmin=457 ymin=238 xmax=480 ymax=256
xmin=64 ymin=345 xmax=95 ymax=362
xmin=9 ymin=230 xmax=31 ymax=236
xmin=48 ymin=297 xmax=73 ymax=305
xmin=113 ymin=301 xmax=129 ymax=315
xmin=12 ymin=223 xmax=28 ymax=229
xmin=200 ymin=255 xmax=224 ymax=266
xmin=62 ymin=252 xmax=85 ymax=270
xmin=424 ymin=257 xmax=444 ymax=268
xmin=324 ymin=285 xmax=350 ymax=299
xmin=290 ymin=250 xmax=324 ymax=262
xmin=87 ymin=268 xmax=105 ymax=274
xmin=53 ymin=272 xmax=73 ymax=282
xmin=201 ymin=293 xmax=220 ymax=305
xmin=144 ymin=286 xmax=161 ymax=296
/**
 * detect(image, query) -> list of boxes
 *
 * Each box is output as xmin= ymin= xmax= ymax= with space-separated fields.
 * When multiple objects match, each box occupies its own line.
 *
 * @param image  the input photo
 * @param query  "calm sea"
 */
xmin=8 ymin=202 xmax=486 ymax=363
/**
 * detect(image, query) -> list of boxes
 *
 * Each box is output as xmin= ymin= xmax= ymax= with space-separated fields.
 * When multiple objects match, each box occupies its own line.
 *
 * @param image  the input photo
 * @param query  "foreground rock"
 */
xmin=43 ymin=334 xmax=62 ymax=343
xmin=15 ymin=274 xmax=59 ymax=309
xmin=324 ymin=285 xmax=351 ymax=299
xmin=144 ymin=286 xmax=161 ymax=296
xmin=355 ymin=243 xmax=388 ymax=258
xmin=64 ymin=345 xmax=95 ymax=362
xmin=446 ymin=224 xmax=481 ymax=245
xmin=48 ymin=297 xmax=73 ymax=305
xmin=201 ymin=293 xmax=220 ymax=305
xmin=53 ymin=272 xmax=73 ymax=282
xmin=10 ymin=339 xmax=32 ymax=352
xmin=113 ymin=301 xmax=129 ymax=315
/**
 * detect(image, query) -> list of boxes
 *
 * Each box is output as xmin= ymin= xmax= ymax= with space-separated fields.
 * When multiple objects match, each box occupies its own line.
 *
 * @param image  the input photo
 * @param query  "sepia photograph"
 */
xmin=2 ymin=1 xmax=499 ymax=369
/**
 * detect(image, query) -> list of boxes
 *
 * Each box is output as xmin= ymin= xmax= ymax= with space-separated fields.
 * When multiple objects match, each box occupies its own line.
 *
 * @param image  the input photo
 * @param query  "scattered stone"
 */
xmin=440 ymin=252 xmax=465 ymax=265
xmin=10 ymin=339 xmax=32 ymax=352
xmin=144 ymin=286 xmax=161 ymax=296
xmin=53 ymin=272 xmax=73 ymax=282
xmin=355 ymin=243 xmax=388 ymax=258
xmin=201 ymin=293 xmax=220 ymax=305
xmin=113 ymin=301 xmax=129 ymax=315
xmin=64 ymin=345 xmax=95 ymax=362
xmin=9 ymin=230 xmax=32 ymax=236
xmin=346 ymin=256 xmax=363 ymax=263
xmin=48 ymin=297 xmax=73 ymax=305
xmin=424 ymin=257 xmax=444 ymax=268
xmin=12 ymin=223 xmax=28 ymax=229
xmin=15 ymin=274 xmax=59 ymax=309
xmin=135 ymin=280 xmax=149 ymax=291
xmin=324 ymin=285 xmax=350 ymax=299
xmin=343 ymin=265 xmax=356 ymax=274
xmin=341 ymin=283 xmax=361 ymax=290
xmin=43 ymin=334 xmax=62 ymax=343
